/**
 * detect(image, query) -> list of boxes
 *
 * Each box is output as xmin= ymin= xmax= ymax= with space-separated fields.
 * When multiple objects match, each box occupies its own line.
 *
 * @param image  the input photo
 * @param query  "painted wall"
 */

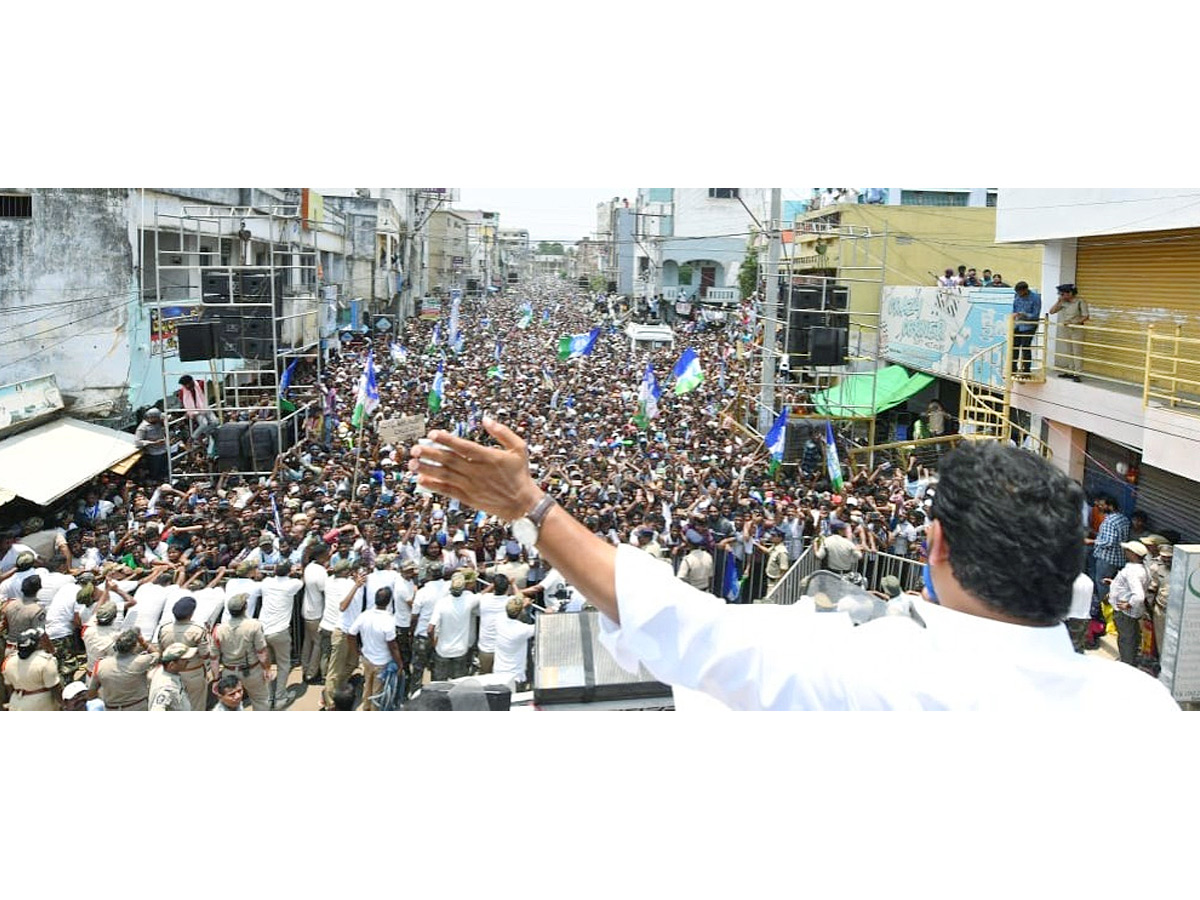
xmin=997 ymin=188 xmax=1200 ymax=243
xmin=879 ymin=286 xmax=1012 ymax=383
xmin=0 ymin=188 xmax=137 ymax=420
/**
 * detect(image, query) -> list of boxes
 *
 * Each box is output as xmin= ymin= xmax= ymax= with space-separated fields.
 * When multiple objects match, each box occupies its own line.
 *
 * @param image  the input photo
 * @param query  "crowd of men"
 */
xmin=0 ymin=276 xmax=1061 ymax=711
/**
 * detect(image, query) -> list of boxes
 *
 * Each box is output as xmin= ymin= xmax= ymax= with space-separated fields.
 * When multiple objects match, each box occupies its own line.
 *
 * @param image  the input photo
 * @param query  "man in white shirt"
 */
xmin=429 ymin=572 xmax=479 ymax=681
xmin=321 ymin=561 xmax=366 ymax=710
xmin=302 ymin=543 xmax=330 ymax=684
xmin=131 ymin=570 xmax=176 ymax=642
xmin=0 ymin=532 xmax=36 ymax=573
xmin=349 ymin=586 xmax=403 ymax=710
xmin=408 ymin=418 xmax=1180 ymax=712
xmin=258 ymin=559 xmax=304 ymax=708
xmin=409 ymin=567 xmax=448 ymax=693
xmin=224 ymin=560 xmax=265 ymax=620
xmin=1064 ymin=571 xmax=1095 ymax=653
xmin=392 ymin=559 xmax=418 ymax=678
xmin=1 ymin=553 xmax=49 ymax=601
xmin=475 ymin=573 xmax=513 ymax=675
xmin=1108 ymin=541 xmax=1149 ymax=667
xmin=493 ymin=595 xmax=535 ymax=689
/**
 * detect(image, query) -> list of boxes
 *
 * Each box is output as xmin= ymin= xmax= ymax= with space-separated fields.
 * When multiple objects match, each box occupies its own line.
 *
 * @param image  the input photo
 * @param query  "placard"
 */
xmin=378 ymin=414 xmax=426 ymax=446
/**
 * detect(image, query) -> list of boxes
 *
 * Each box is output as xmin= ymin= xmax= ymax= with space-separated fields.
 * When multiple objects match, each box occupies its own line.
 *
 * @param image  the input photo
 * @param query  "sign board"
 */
xmin=419 ymin=297 xmax=442 ymax=320
xmin=150 ymin=305 xmax=202 ymax=356
xmin=378 ymin=415 xmax=426 ymax=446
xmin=879 ymin=286 xmax=1012 ymax=385
xmin=1157 ymin=544 xmax=1200 ymax=701
xmin=0 ymin=373 xmax=65 ymax=436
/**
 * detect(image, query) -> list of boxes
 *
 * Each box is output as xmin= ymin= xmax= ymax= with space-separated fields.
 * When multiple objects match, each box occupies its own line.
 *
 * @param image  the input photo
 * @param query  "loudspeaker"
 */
xmin=241 ymin=316 xmax=270 ymax=339
xmin=202 ymin=270 xmax=235 ymax=300
xmin=533 ymin=610 xmax=671 ymax=705
xmin=241 ymin=338 xmax=270 ymax=359
xmin=176 ymin=322 xmax=216 ymax=361
xmin=810 ymin=326 xmax=848 ymax=366
xmin=606 ymin=281 xmax=617 ymax=294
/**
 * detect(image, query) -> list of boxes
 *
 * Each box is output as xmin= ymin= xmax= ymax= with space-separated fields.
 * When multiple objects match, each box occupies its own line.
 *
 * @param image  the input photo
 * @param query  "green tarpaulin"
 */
xmin=810 ymin=365 xmax=933 ymax=418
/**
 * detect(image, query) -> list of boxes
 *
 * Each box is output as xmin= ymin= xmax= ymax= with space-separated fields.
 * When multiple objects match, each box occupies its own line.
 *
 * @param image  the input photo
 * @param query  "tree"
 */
xmin=677 ymin=263 xmax=693 ymax=288
xmin=737 ymin=243 xmax=759 ymax=299
xmin=537 ymin=241 xmax=565 ymax=256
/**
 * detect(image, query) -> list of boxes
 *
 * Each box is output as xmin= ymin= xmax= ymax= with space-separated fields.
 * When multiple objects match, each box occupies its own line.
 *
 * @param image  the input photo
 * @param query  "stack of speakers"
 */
xmin=176 ymin=269 xmax=285 ymax=362
xmin=782 ymin=281 xmax=850 ymax=369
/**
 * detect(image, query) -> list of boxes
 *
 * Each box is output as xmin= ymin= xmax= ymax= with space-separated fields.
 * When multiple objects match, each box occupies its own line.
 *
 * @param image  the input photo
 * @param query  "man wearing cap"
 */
xmin=214 ymin=593 xmax=271 ymax=711
xmin=1010 ymin=281 xmax=1041 ymax=377
xmin=149 ymin=643 xmax=198 ymax=711
xmin=134 ymin=407 xmax=169 ymax=482
xmin=1108 ymin=540 xmax=1150 ymax=667
xmin=2 ymin=629 xmax=62 ymax=711
xmin=224 ymin=559 xmax=265 ymax=620
xmin=349 ymin=585 xmax=403 ymax=710
xmin=2 ymin=574 xmax=48 ymax=656
xmin=1150 ymin=543 xmax=1174 ymax=657
xmin=815 ymin=522 xmax=863 ymax=577
xmin=0 ymin=531 xmax=36 ymax=575
xmin=763 ymin=528 xmax=791 ymax=598
xmin=258 ymin=559 xmax=304 ymax=709
xmin=155 ymin=595 xmax=216 ymax=710
xmin=487 ymin=540 xmax=530 ymax=590
xmin=83 ymin=600 xmax=122 ymax=669
xmin=1048 ymin=283 xmax=1089 ymax=381
xmin=320 ymin=562 xmax=366 ymax=710
xmin=88 ymin=628 xmax=157 ymax=711
xmin=429 ymin=571 xmax=480 ymax=681
xmin=0 ymin=552 xmax=47 ymax=602
xmin=677 ymin=529 xmax=714 ymax=592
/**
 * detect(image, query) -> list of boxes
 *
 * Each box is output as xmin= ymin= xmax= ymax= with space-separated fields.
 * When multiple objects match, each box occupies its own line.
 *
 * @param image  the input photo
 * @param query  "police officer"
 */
xmin=83 ymin=600 xmax=121 ymax=669
xmin=155 ymin=596 xmax=215 ymax=710
xmin=149 ymin=643 xmax=197 ymax=711
xmin=2 ymin=628 xmax=62 ymax=711
xmin=214 ymin=592 xmax=271 ymax=711
xmin=2 ymin=573 xmax=48 ymax=653
xmin=763 ymin=527 xmax=791 ymax=597
xmin=87 ymin=628 xmax=157 ymax=711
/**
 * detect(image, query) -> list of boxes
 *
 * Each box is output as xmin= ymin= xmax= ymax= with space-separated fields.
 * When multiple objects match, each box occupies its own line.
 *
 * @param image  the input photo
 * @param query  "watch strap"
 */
xmin=527 ymin=494 xmax=556 ymax=528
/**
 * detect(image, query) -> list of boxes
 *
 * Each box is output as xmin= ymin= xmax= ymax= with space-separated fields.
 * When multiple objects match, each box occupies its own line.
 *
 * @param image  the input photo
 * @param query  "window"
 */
xmin=986 ymin=192 xmax=998 ymax=208
xmin=708 ymin=188 xmax=739 ymax=199
xmin=899 ymin=190 xmax=968 ymax=207
xmin=0 ymin=194 xmax=32 ymax=218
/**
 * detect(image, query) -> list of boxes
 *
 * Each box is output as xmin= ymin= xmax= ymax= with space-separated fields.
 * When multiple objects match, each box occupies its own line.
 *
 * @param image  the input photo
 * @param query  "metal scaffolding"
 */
xmin=151 ymin=204 xmax=324 ymax=480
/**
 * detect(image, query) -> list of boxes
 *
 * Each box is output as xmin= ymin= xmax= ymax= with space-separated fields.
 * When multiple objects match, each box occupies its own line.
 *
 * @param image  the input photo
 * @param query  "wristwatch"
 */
xmin=512 ymin=494 xmax=556 ymax=550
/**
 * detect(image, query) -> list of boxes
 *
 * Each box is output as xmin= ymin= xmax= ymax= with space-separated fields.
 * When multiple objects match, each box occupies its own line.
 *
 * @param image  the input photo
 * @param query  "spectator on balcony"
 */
xmin=990 ymin=273 xmax=1009 ymax=288
xmin=963 ymin=268 xmax=983 ymax=287
xmin=981 ymin=269 xmax=993 ymax=286
xmin=1010 ymin=282 xmax=1041 ymax=376
xmin=1049 ymin=284 xmax=1089 ymax=382
xmin=937 ymin=268 xmax=959 ymax=287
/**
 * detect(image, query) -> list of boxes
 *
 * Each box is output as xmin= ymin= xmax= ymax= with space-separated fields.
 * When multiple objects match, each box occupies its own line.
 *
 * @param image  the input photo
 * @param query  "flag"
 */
xmin=558 ymin=327 xmax=600 ymax=360
xmin=390 ymin=342 xmax=407 ymax=363
xmin=279 ymin=358 xmax=297 ymax=399
xmin=662 ymin=499 xmax=672 ymax=532
xmin=518 ymin=303 xmax=533 ymax=329
xmin=722 ymin=554 xmax=741 ymax=603
xmin=451 ymin=332 xmax=464 ymax=354
xmin=542 ymin=307 xmax=551 ymax=321
xmin=825 ymin=420 xmax=844 ymax=492
xmin=430 ymin=322 xmax=441 ymax=348
xmin=633 ymin=362 xmax=661 ymax=429
xmin=428 ymin=360 xmax=444 ymax=413
xmin=270 ymin=493 xmax=284 ymax=538
xmin=671 ymin=347 xmax=705 ymax=394
xmin=541 ymin=365 xmax=555 ymax=388
xmin=351 ymin=351 xmax=379 ymax=428
xmin=494 ymin=340 xmax=503 ymax=363
xmin=487 ymin=365 xmax=504 ymax=380
xmin=448 ymin=296 xmax=461 ymax=347
xmin=765 ymin=407 xmax=788 ymax=477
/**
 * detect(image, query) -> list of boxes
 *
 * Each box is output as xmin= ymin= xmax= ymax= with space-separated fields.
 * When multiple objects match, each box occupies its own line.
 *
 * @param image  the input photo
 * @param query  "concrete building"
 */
xmin=0 ymin=188 xmax=353 ymax=425
xmin=427 ymin=209 xmax=470 ymax=293
xmin=498 ymin=227 xmax=530 ymax=286
xmin=452 ymin=209 xmax=501 ymax=292
xmin=994 ymin=188 xmax=1200 ymax=540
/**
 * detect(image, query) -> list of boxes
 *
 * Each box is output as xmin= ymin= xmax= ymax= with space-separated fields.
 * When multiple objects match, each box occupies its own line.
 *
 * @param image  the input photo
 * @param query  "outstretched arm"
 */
xmin=409 ymin=417 xmax=621 ymax=624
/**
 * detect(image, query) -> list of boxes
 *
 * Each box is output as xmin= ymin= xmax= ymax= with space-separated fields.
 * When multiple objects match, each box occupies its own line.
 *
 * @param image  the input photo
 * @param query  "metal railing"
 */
xmin=762 ymin=544 xmax=925 ymax=605
xmin=1145 ymin=325 xmax=1200 ymax=415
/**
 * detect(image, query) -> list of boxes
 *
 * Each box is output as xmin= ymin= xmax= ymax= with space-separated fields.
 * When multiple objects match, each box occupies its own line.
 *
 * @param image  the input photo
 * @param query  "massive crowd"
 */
xmin=1 ymin=279 xmax=961 ymax=711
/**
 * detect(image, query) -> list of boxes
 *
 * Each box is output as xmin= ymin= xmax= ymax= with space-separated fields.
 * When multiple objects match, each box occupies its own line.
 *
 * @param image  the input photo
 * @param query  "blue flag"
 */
xmin=722 ymin=554 xmax=741 ymax=603
xmin=351 ymin=351 xmax=379 ymax=428
xmin=495 ymin=340 xmax=503 ymax=363
xmin=765 ymin=408 xmax=788 ymax=476
xmin=825 ymin=420 xmax=845 ymax=491
xmin=671 ymin=347 xmax=704 ymax=394
xmin=278 ymin=358 xmax=297 ymax=400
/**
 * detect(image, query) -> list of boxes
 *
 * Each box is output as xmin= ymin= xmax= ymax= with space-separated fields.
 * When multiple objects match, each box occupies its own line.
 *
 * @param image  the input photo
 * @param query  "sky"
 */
xmin=455 ymin=188 xmax=635 ymax=243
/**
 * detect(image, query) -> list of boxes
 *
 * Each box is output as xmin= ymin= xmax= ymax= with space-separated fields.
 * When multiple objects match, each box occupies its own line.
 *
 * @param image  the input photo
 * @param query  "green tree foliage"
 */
xmin=537 ymin=241 xmax=565 ymax=255
xmin=738 ymin=244 xmax=759 ymax=299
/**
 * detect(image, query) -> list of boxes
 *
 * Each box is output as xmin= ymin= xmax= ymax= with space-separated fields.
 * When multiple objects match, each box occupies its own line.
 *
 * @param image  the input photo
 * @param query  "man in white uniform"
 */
xmin=408 ymin=418 xmax=1180 ymax=712
xmin=429 ymin=572 xmax=479 ymax=681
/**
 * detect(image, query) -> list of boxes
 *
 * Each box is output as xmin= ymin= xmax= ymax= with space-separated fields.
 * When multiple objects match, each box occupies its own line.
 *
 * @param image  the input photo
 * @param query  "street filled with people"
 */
xmin=0 ymin=277 xmax=1171 ymax=710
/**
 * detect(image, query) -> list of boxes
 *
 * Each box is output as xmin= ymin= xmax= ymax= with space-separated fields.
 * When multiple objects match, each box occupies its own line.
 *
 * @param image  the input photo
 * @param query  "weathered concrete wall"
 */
xmin=0 ymin=188 xmax=136 ymax=419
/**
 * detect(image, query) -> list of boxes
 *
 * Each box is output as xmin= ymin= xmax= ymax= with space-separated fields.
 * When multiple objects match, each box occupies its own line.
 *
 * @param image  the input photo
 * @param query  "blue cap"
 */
xmin=685 ymin=529 xmax=704 ymax=545
xmin=172 ymin=595 xmax=197 ymax=619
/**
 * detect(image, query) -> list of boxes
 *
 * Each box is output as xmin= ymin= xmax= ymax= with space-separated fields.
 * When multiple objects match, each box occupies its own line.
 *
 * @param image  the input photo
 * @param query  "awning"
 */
xmin=811 ymin=365 xmax=934 ymax=418
xmin=0 ymin=417 xmax=139 ymax=507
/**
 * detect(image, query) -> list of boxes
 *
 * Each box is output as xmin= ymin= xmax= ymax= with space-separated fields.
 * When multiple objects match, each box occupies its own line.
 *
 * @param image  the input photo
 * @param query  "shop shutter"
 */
xmin=1131 ymin=465 xmax=1200 ymax=544
xmin=1075 ymin=229 xmax=1200 ymax=385
xmin=1083 ymin=434 xmax=1137 ymax=515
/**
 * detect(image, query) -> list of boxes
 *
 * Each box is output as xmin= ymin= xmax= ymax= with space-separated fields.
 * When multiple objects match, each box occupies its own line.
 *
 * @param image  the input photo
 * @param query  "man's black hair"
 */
xmin=930 ymin=441 xmax=1084 ymax=625
xmin=216 ymin=673 xmax=242 ymax=695
xmin=21 ymin=575 xmax=41 ymax=597
xmin=331 ymin=684 xmax=357 ymax=710
xmin=374 ymin=585 xmax=393 ymax=608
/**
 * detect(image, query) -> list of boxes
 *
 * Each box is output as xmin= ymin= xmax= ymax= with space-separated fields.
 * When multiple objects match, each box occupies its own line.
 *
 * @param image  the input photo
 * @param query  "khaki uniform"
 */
xmin=155 ymin=620 xmax=212 ymax=711
xmin=83 ymin=622 xmax=119 ymax=669
xmin=2 ymin=650 xmax=61 ymax=711
xmin=90 ymin=651 xmax=156 ymax=710
xmin=1054 ymin=295 xmax=1089 ymax=375
xmin=1147 ymin=558 xmax=1172 ymax=655
xmin=214 ymin=616 xmax=269 ymax=711
xmin=678 ymin=548 xmax=714 ymax=592
xmin=2 ymin=598 xmax=47 ymax=646
xmin=765 ymin=542 xmax=791 ymax=596
xmin=148 ymin=666 xmax=192 ymax=711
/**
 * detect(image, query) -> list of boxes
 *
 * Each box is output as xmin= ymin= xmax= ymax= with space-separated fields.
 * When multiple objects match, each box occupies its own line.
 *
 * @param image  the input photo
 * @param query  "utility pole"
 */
xmin=759 ymin=188 xmax=782 ymax=434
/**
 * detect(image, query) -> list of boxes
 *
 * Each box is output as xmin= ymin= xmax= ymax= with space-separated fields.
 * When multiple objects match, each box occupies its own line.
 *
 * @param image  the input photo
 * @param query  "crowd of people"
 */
xmin=0 ymin=276 xmax=1059 ymax=711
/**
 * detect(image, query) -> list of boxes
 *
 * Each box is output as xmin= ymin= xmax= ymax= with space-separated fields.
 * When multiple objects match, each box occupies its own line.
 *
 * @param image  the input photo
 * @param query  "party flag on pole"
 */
xmin=671 ymin=347 xmax=704 ymax=395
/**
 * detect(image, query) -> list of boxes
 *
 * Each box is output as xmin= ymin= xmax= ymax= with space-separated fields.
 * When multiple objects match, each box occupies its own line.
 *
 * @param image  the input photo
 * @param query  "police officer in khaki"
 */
xmin=2 ymin=570 xmax=48 ymax=651
xmin=154 ymin=595 xmax=215 ymax=711
xmin=2 ymin=628 xmax=62 ymax=711
xmin=763 ymin=527 xmax=791 ymax=596
xmin=83 ymin=600 xmax=121 ymax=669
xmin=87 ymin=628 xmax=157 ymax=711
xmin=149 ymin=643 xmax=197 ymax=711
xmin=214 ymin=592 xmax=271 ymax=711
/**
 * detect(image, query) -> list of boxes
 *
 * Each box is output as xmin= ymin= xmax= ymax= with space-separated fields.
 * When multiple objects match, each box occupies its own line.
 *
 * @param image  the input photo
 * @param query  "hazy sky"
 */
xmin=456 ymin=188 xmax=635 ymax=243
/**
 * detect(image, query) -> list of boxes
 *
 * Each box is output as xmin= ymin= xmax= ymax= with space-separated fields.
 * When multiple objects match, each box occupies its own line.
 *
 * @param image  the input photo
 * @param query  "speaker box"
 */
xmin=809 ymin=326 xmax=848 ymax=366
xmin=202 ymin=270 xmax=235 ymax=300
xmin=239 ymin=269 xmax=283 ymax=300
xmin=606 ymin=281 xmax=617 ymax=294
xmin=176 ymin=322 xmax=216 ymax=362
xmin=533 ymin=610 xmax=671 ymax=705
xmin=241 ymin=316 xmax=270 ymax=339
xmin=241 ymin=337 xmax=270 ymax=360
